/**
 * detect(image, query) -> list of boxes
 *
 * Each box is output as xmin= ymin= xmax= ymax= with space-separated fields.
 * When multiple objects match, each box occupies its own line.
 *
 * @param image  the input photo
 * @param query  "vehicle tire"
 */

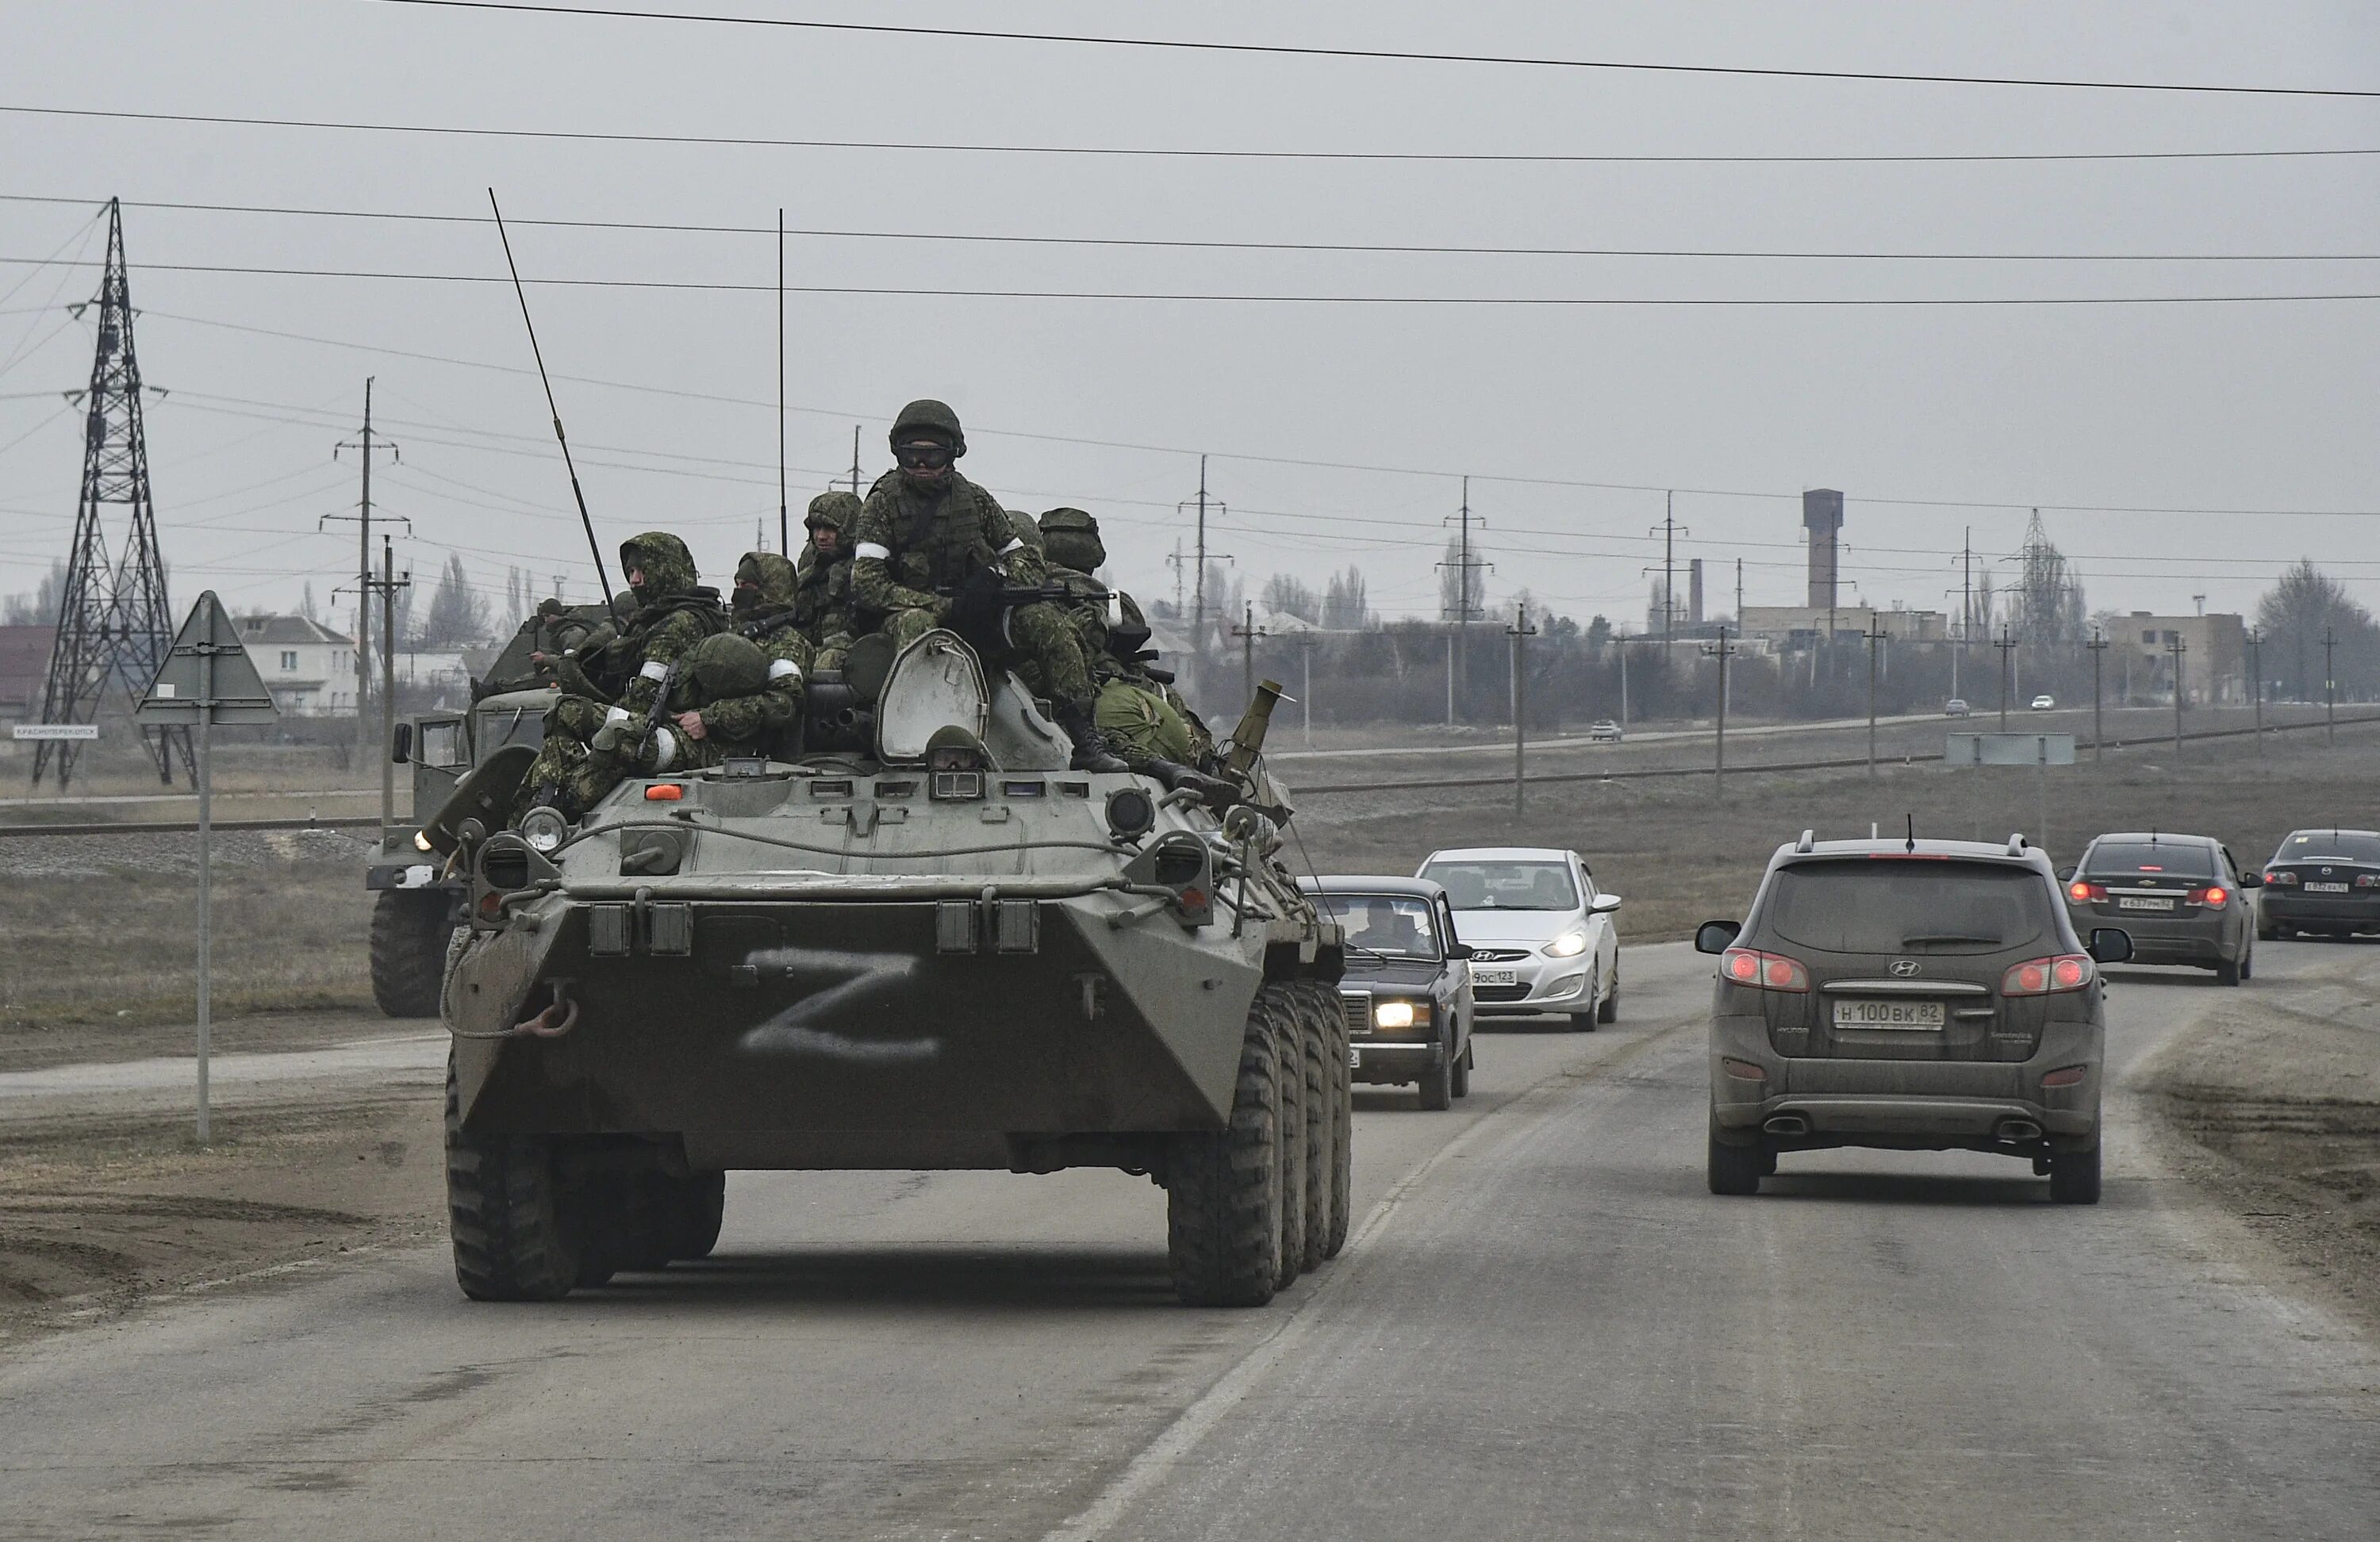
xmin=445 ymin=1049 xmax=582 ymax=1301
xmin=610 ymin=1172 xmax=678 ymax=1272
xmin=1167 ymin=990 xmax=1284 ymax=1306
xmin=2216 ymin=957 xmax=2241 ymax=987
xmin=2255 ymin=911 xmax=2278 ymax=942
xmin=1270 ymin=989 xmax=1307 ymax=1293
xmin=1597 ymin=962 xmax=1620 ymax=1025
xmin=1417 ymin=1036 xmax=1454 ymax=1110
xmin=1297 ymin=982 xmax=1353 ymax=1261
xmin=1449 ymin=1038 xmax=1472 ymax=1099
xmin=1292 ymin=986 xmax=1334 ymax=1274
xmin=666 ymin=1171 xmax=727 ymax=1261
xmin=2048 ymin=1141 xmax=2102 ymax=1205
xmin=2240 ymin=948 xmax=2254 ymax=981
xmin=1706 ymin=1114 xmax=1764 ymax=1197
xmin=370 ymin=889 xmax=455 ymax=1018
xmin=1758 ymin=1145 xmax=1779 ymax=1177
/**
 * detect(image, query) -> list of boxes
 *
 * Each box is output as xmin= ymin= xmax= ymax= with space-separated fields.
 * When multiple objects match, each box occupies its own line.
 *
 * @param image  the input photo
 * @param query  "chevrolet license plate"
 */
xmin=2118 ymin=896 xmax=2175 ymax=911
xmin=1831 ymin=999 xmax=1944 ymax=1030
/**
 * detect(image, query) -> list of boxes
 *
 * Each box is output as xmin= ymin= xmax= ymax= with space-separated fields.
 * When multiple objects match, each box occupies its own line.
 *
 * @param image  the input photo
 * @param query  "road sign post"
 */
xmin=1947 ymin=732 xmax=2076 ymax=854
xmin=134 ymin=592 xmax=278 ymax=1143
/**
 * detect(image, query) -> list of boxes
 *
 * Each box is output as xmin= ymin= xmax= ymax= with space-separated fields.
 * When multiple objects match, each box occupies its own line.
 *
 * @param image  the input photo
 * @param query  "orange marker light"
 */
xmin=644 ymin=784 xmax=685 ymax=802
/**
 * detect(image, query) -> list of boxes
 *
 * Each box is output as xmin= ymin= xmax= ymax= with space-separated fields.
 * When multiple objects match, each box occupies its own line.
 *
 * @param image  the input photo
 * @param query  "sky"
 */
xmin=1 ymin=0 xmax=2376 ymax=639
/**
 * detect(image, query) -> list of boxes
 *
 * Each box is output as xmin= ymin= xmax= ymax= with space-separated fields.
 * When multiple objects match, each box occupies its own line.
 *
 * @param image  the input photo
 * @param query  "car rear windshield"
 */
xmin=1320 ymin=895 xmax=1441 ymax=958
xmin=1422 ymin=861 xmax=1579 ymax=911
xmin=2085 ymin=842 xmax=2216 ymax=879
xmin=2278 ymin=830 xmax=2380 ymax=865
xmin=1761 ymin=860 xmax=2056 ymax=955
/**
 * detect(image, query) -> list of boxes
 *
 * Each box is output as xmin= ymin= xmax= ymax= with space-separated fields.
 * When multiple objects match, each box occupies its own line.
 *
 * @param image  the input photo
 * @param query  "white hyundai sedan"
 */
xmin=1415 ymin=846 xmax=1622 ymax=1030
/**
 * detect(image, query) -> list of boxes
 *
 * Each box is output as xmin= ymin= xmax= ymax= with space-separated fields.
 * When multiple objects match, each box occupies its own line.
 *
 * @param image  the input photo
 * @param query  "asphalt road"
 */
xmin=2 ymin=944 xmax=2374 ymax=1540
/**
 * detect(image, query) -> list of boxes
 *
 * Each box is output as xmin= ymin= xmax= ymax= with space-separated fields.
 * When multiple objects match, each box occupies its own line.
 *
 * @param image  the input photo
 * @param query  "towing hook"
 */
xmin=513 ymin=982 xmax=580 ymax=1038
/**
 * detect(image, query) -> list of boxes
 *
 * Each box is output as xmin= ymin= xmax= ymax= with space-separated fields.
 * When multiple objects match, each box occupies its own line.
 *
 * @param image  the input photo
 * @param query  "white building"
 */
xmin=236 ymin=614 xmax=355 ymax=715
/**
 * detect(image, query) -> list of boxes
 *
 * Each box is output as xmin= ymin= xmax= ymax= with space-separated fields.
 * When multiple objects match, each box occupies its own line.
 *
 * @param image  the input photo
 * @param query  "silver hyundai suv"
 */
xmin=1697 ymin=832 xmax=2132 ymax=1203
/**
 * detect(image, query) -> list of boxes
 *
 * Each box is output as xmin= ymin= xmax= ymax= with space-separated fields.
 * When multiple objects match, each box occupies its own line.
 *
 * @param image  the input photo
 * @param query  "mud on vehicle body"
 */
xmin=431 ymin=632 xmax=1347 ymax=1306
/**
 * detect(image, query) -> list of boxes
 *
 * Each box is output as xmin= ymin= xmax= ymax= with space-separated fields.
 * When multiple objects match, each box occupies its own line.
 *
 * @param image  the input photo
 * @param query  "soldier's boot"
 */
xmin=1056 ymin=702 xmax=1129 ymax=773
xmin=1142 ymin=758 xmax=1237 ymax=808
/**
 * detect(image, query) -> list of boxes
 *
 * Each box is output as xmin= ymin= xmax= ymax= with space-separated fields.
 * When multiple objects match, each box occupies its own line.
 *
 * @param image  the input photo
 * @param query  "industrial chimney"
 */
xmin=1803 ymin=489 xmax=1843 ymax=609
xmin=1688 ymin=558 xmax=1705 ymax=625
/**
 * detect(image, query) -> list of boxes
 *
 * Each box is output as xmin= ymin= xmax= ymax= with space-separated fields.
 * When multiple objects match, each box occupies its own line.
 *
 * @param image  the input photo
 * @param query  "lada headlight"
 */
xmin=1374 ymin=1000 xmax=1430 ymax=1030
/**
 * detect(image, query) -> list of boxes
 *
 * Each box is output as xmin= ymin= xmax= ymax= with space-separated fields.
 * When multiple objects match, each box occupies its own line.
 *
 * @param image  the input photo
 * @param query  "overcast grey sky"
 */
xmin=2 ymin=1 xmax=2376 ymax=635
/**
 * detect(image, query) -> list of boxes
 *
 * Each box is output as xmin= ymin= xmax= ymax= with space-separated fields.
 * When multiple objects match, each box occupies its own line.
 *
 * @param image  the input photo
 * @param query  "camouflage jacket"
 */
xmin=704 ymin=554 xmax=810 ymax=749
xmin=791 ymin=550 xmax=856 ymax=646
xmin=606 ymin=531 xmax=727 ymax=727
xmin=849 ymin=470 xmax=1044 ymax=619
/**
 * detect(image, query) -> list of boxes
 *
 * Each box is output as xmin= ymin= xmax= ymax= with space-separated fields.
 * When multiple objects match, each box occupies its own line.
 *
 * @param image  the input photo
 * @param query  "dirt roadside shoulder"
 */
xmin=2139 ymin=958 xmax=2380 ymax=1335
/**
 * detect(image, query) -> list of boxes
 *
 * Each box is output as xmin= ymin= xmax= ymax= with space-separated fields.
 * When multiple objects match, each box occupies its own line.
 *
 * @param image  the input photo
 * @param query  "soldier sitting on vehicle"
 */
xmin=1098 ymin=592 xmax=1221 ymax=771
xmin=793 ymin=491 xmax=861 ymax=669
xmin=515 ymin=531 xmax=727 ymax=821
xmin=671 ymin=550 xmax=811 ymax=758
xmin=847 ymin=399 xmax=1124 ymax=771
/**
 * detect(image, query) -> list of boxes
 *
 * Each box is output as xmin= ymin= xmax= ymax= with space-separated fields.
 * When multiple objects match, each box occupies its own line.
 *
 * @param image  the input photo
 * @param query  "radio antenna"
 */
xmin=777 ymin=206 xmax=789 ymax=558
xmin=487 ymin=188 xmax=622 ymax=623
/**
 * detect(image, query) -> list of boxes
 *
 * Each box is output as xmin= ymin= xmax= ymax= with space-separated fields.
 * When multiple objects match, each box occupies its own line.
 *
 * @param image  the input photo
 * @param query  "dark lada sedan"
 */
xmin=1298 ymin=876 xmax=1476 ymax=1110
xmin=1697 ymin=833 xmax=2133 ymax=1203
xmin=2059 ymin=832 xmax=2259 ymax=984
xmin=2257 ymin=828 xmax=2380 ymax=940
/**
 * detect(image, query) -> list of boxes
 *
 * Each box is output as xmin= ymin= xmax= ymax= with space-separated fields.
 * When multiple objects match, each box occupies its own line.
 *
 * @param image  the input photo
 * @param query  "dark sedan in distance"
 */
xmin=1298 ymin=876 xmax=1476 ymax=1110
xmin=2059 ymin=832 xmax=2258 ymax=985
xmin=2259 ymin=828 xmax=2380 ymax=939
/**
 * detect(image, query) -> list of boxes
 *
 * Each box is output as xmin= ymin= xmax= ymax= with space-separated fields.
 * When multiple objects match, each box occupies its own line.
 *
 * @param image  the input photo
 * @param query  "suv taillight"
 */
xmin=2001 ymin=954 xmax=2094 ymax=996
xmin=1720 ymin=947 xmax=1809 ymax=992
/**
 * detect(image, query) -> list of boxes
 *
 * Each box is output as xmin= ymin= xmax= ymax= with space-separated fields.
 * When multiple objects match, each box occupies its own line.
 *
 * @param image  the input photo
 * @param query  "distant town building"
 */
xmin=2117 ymin=612 xmax=2245 ymax=705
xmin=1737 ymin=605 xmax=1947 ymax=648
xmin=0 ymin=624 xmax=56 ymax=720
xmin=236 ymin=614 xmax=355 ymax=715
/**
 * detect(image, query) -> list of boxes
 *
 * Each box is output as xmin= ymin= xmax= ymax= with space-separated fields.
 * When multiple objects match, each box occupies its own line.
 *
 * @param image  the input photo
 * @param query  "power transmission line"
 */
xmin=9 ymin=104 xmax=2372 ymax=165
xmin=366 ymin=1 xmax=2380 ymax=98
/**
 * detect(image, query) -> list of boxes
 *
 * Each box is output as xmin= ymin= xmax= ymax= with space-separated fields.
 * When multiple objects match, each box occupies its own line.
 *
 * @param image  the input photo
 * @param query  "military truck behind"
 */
xmin=366 ymin=606 xmax=611 ymax=1015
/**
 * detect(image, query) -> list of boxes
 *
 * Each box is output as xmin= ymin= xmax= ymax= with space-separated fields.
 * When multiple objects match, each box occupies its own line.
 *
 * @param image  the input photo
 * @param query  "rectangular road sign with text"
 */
xmin=1946 ymin=732 xmax=2077 ymax=767
xmin=9 ymin=723 xmax=99 ymax=742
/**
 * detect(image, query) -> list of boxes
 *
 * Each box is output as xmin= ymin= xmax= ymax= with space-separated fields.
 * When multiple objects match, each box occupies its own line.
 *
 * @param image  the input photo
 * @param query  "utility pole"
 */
xmin=1617 ymin=631 xmax=1630 ymax=732
xmin=329 ymin=379 xmax=402 ymax=766
xmin=1507 ymin=602 xmax=1537 ymax=813
xmin=1445 ymin=632 xmax=1456 ymax=727
xmin=1192 ymin=455 xmax=1212 ymax=638
xmin=1994 ymin=627 xmax=2020 ymax=729
xmin=1165 ymin=538 xmax=1186 ymax=618
xmin=1734 ymin=557 xmax=1744 ymax=629
xmin=374 ymin=537 xmax=410 ymax=846
xmin=2246 ymin=625 xmax=2264 ymax=754
xmin=2324 ymin=627 xmax=2338 ymax=744
xmin=2167 ymin=633 xmax=2188 ymax=760
xmin=1299 ymin=636 xmax=1315 ymax=746
xmin=1864 ymin=616 xmax=1890 ymax=777
xmin=1703 ymin=624 xmax=1737 ymax=799
xmin=1231 ymin=601 xmax=1266 ymax=708
xmin=1649 ymin=493 xmax=1688 ymax=645
xmin=846 ymin=424 xmax=863 ymax=496
xmin=2085 ymin=629 xmax=2109 ymax=761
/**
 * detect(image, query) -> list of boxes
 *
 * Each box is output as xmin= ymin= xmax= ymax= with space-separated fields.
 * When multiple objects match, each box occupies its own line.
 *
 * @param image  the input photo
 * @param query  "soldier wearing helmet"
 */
xmin=847 ymin=400 xmax=1124 ymax=771
xmin=673 ymin=549 xmax=811 ymax=757
xmin=794 ymin=490 xmax=862 ymax=667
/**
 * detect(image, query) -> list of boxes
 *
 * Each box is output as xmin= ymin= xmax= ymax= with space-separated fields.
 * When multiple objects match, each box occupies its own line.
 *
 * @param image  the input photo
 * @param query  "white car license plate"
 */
xmin=1348 ymin=1045 xmax=1361 ymax=1068
xmin=2306 ymin=881 xmax=2351 ymax=893
xmin=1473 ymin=969 xmax=1518 ymax=987
xmin=1831 ymin=999 xmax=1944 ymax=1031
xmin=2118 ymin=896 xmax=2176 ymax=911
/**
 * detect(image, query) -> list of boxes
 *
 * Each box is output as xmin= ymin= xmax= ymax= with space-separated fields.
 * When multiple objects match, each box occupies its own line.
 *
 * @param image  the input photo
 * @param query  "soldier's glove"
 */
xmin=589 ymin=717 xmax=628 ymax=756
xmin=943 ymin=566 xmax=1008 ymax=655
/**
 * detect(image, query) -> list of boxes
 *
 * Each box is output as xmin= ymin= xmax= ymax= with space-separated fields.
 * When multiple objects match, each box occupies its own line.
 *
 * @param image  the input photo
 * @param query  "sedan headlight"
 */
xmin=1542 ymin=930 xmax=1589 ymax=958
xmin=1374 ymin=1000 xmax=1430 ymax=1030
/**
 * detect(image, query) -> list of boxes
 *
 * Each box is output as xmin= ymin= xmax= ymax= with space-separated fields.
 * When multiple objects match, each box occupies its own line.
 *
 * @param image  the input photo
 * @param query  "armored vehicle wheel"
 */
xmin=370 ymin=889 xmax=454 ymax=1018
xmin=1271 ymin=990 xmax=1309 ymax=1291
xmin=1168 ymin=988 xmax=1286 ymax=1306
xmin=1299 ymin=983 xmax=1353 ymax=1261
xmin=1292 ymin=985 xmax=1334 ymax=1274
xmin=2048 ymin=1141 xmax=2102 ymax=1205
xmin=604 ymin=1173 xmax=679 ymax=1273
xmin=666 ymin=1172 xmax=727 ymax=1261
xmin=444 ymin=1052 xmax=583 ymax=1301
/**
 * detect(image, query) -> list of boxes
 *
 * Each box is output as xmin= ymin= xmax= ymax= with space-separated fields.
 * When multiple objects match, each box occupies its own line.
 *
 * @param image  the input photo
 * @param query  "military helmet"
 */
xmin=1038 ymin=506 xmax=1104 ymax=574
xmin=805 ymin=490 xmax=862 ymax=531
xmin=1004 ymin=510 xmax=1046 ymax=554
xmin=1108 ymin=590 xmax=1154 ymax=654
xmin=889 ymin=398 xmax=965 ymax=456
xmin=684 ymin=632 xmax=772 ymax=700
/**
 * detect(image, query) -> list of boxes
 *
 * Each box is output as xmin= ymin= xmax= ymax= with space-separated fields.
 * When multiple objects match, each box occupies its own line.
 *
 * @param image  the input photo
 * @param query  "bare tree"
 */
xmin=1261 ymin=573 xmax=1320 ymax=623
xmin=416 ymin=552 xmax=491 ymax=647
xmin=1322 ymin=566 xmax=1370 ymax=630
xmin=2 ymin=561 xmax=67 ymax=626
xmin=2256 ymin=558 xmax=2379 ymax=700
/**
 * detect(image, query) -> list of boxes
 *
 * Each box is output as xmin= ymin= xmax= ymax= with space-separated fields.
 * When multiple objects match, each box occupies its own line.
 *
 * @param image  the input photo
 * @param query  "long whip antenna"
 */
xmin=777 ymin=207 xmax=789 ymax=558
xmin=488 ymin=187 xmax=623 ymax=623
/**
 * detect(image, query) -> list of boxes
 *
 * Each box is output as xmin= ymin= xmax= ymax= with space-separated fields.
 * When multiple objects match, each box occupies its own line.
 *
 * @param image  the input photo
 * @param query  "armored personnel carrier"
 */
xmin=431 ymin=631 xmax=1349 ymax=1307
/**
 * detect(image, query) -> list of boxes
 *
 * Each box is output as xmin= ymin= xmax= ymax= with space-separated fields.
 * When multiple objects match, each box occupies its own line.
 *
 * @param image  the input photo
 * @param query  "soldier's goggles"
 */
xmin=893 ymin=440 xmax=954 ymax=470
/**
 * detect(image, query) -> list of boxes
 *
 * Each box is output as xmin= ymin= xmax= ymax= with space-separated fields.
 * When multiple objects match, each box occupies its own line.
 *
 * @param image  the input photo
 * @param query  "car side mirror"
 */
xmin=2238 ymin=872 xmax=2264 ymax=890
xmin=2054 ymin=865 xmax=2076 ymax=884
xmin=1446 ymin=942 xmax=1475 ymax=961
xmin=1695 ymin=920 xmax=1741 ymax=955
xmin=1590 ymin=893 xmax=1622 ymax=915
xmin=390 ymin=722 xmax=413 ymax=765
xmin=2087 ymin=928 xmax=2133 ymax=965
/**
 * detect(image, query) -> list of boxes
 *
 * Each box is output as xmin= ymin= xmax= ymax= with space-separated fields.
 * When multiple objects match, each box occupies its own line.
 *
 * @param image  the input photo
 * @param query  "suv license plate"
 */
xmin=2118 ymin=896 xmax=2176 ymax=911
xmin=1832 ymin=999 xmax=1944 ymax=1030
xmin=1473 ymin=969 xmax=1517 ymax=987
xmin=2306 ymin=881 xmax=2351 ymax=893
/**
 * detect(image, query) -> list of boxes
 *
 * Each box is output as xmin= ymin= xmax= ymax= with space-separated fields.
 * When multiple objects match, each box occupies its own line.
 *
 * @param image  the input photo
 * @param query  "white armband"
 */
xmin=999 ymin=537 xmax=1026 ymax=554
xmin=854 ymin=541 xmax=892 ymax=562
xmin=603 ymin=705 xmax=631 ymax=727
xmin=649 ymin=727 xmax=678 ymax=771
xmin=638 ymin=658 xmax=670 ymax=683
xmin=767 ymin=658 xmax=802 ymax=682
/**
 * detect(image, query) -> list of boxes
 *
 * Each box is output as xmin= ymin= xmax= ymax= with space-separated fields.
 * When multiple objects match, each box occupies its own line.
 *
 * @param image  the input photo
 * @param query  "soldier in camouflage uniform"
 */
xmin=848 ymin=399 xmax=1123 ymax=771
xmin=1098 ymin=592 xmax=1221 ymax=771
xmin=673 ymin=550 xmax=810 ymax=759
xmin=793 ymin=491 xmax=861 ymax=667
xmin=516 ymin=531 xmax=726 ymax=820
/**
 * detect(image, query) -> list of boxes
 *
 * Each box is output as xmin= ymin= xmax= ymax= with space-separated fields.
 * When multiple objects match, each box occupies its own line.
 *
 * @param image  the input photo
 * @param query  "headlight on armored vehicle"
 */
xmin=1543 ymin=930 xmax=1589 ymax=958
xmin=518 ymin=805 xmax=568 ymax=854
xmin=1374 ymin=1000 xmax=1430 ymax=1030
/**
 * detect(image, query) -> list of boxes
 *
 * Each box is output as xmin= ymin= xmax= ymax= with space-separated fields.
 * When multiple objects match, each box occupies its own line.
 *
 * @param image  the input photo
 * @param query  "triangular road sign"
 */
xmin=135 ymin=591 xmax=281 ymax=726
